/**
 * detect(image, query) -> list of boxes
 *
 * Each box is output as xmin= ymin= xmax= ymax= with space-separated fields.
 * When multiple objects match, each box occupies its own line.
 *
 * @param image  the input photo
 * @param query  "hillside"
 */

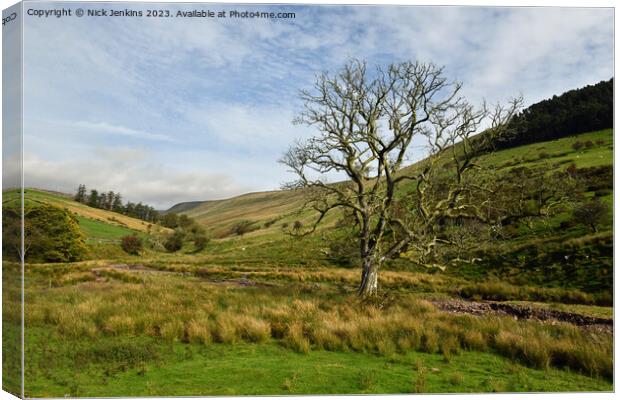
xmin=170 ymin=129 xmax=613 ymax=236
xmin=3 ymin=188 xmax=170 ymax=242
xmin=171 ymin=186 xmax=339 ymax=238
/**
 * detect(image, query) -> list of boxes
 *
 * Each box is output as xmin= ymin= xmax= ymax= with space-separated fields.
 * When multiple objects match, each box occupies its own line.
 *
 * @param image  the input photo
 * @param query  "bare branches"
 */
xmin=279 ymin=58 xmax=527 ymax=295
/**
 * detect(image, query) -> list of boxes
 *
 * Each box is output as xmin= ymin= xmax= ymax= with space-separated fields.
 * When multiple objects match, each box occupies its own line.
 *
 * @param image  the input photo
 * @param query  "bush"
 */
xmin=292 ymin=220 xmax=304 ymax=234
xmin=572 ymin=199 xmax=610 ymax=233
xmin=3 ymin=202 xmax=87 ymax=262
xmin=584 ymin=140 xmax=594 ymax=148
xmin=230 ymin=220 xmax=257 ymax=236
xmin=328 ymin=233 xmax=361 ymax=267
xmin=164 ymin=230 xmax=185 ymax=252
xmin=120 ymin=235 xmax=143 ymax=255
xmin=594 ymin=188 xmax=612 ymax=197
xmin=538 ymin=151 xmax=550 ymax=159
xmin=571 ymin=141 xmax=584 ymax=151
xmin=193 ymin=234 xmax=209 ymax=252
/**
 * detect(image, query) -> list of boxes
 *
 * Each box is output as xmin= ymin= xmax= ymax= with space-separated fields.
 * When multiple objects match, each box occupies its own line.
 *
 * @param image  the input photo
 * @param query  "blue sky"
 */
xmin=16 ymin=3 xmax=613 ymax=208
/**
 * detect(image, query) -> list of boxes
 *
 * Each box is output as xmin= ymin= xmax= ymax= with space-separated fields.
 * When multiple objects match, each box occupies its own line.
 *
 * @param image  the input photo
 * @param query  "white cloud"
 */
xmin=72 ymin=121 xmax=175 ymax=143
xmin=181 ymin=101 xmax=314 ymax=150
xmin=22 ymin=153 xmax=252 ymax=209
xmin=17 ymin=5 xmax=613 ymax=205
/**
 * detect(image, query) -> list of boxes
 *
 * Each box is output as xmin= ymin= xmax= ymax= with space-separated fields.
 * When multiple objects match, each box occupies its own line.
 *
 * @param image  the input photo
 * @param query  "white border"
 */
xmin=0 ymin=1 xmax=616 ymax=400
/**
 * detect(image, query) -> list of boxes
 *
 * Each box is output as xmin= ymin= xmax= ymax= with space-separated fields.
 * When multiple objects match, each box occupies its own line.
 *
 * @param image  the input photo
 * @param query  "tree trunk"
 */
xmin=358 ymin=257 xmax=379 ymax=297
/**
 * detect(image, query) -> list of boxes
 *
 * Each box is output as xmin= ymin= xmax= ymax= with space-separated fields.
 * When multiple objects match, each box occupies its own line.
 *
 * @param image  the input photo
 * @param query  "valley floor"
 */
xmin=2 ymin=254 xmax=614 ymax=397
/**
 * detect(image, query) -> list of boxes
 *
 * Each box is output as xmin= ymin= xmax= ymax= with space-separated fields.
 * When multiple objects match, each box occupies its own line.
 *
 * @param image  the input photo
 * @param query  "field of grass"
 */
xmin=2 ymin=129 xmax=613 ymax=396
xmin=2 ymin=260 xmax=612 ymax=396
xmin=76 ymin=216 xmax=143 ymax=242
xmin=475 ymin=129 xmax=613 ymax=171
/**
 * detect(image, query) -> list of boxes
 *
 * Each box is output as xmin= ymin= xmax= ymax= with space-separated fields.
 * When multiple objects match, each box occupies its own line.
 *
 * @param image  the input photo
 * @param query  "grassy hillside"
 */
xmin=160 ymin=129 xmax=613 ymax=294
xmin=177 ymin=188 xmax=340 ymax=238
xmin=2 ymin=189 xmax=171 ymax=251
xmin=173 ymin=129 xmax=612 ymax=237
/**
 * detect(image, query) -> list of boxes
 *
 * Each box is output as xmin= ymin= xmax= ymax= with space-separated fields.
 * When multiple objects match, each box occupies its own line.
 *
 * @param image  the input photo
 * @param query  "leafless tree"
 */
xmin=280 ymin=59 xmax=522 ymax=297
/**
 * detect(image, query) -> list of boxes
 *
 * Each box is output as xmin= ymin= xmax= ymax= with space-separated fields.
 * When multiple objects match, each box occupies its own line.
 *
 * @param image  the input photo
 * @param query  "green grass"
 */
xmin=505 ymin=301 xmax=613 ymax=319
xmin=21 ymin=331 xmax=611 ymax=397
xmin=475 ymin=129 xmax=613 ymax=171
xmin=76 ymin=216 xmax=142 ymax=242
xmin=11 ymin=263 xmax=612 ymax=396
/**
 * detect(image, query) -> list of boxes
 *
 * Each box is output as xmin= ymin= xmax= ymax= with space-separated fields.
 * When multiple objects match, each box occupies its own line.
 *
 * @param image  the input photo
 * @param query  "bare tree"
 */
xmin=280 ymin=59 xmax=522 ymax=297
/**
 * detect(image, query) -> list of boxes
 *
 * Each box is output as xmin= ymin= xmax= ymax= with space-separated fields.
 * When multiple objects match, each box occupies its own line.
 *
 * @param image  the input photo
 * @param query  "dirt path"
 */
xmin=434 ymin=299 xmax=612 ymax=333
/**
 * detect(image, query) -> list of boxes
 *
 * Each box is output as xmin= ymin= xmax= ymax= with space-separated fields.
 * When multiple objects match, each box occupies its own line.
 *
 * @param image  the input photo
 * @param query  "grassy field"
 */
xmin=2 ymin=260 xmax=612 ymax=396
xmin=2 ymin=129 xmax=614 ymax=396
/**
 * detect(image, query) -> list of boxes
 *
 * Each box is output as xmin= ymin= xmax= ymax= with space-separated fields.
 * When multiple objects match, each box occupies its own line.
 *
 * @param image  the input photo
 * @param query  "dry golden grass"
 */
xmin=15 ymin=265 xmax=613 ymax=381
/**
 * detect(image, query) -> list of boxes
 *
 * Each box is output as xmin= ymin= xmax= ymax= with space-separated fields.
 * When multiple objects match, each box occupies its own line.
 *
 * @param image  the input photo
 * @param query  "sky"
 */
xmin=8 ymin=2 xmax=614 ymax=209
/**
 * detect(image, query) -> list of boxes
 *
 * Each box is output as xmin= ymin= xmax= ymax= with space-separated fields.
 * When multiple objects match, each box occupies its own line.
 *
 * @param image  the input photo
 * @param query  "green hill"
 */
xmin=3 ymin=188 xmax=171 ymax=249
xmin=171 ymin=129 xmax=613 ymax=235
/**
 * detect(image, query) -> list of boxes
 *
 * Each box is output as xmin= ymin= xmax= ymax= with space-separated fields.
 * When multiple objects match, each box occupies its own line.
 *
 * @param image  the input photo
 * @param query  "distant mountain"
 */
xmin=163 ymin=201 xmax=207 ymax=215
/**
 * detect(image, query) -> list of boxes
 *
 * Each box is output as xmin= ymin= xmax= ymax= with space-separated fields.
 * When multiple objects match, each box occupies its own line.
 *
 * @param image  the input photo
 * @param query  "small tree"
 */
xmin=3 ymin=202 xmax=87 ymax=262
xmin=87 ymin=189 xmax=99 ymax=208
xmin=120 ymin=235 xmax=143 ymax=255
xmin=572 ymin=141 xmax=584 ymax=151
xmin=112 ymin=193 xmax=124 ymax=213
xmin=74 ymin=184 xmax=87 ymax=203
xmin=572 ymin=199 xmax=610 ymax=233
xmin=193 ymin=234 xmax=209 ymax=252
xmin=164 ymin=229 xmax=185 ymax=252
xmin=280 ymin=59 xmax=522 ymax=297
xmin=160 ymin=213 xmax=179 ymax=228
xmin=230 ymin=220 xmax=256 ymax=236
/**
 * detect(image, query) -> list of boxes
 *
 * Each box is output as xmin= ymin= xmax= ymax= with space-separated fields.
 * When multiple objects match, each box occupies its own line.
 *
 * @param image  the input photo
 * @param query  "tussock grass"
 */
xmin=97 ymin=269 xmax=144 ymax=284
xmin=459 ymin=281 xmax=609 ymax=306
xmin=186 ymin=318 xmax=213 ymax=344
xmin=57 ymin=271 xmax=96 ymax=286
xmin=18 ymin=264 xmax=613 ymax=382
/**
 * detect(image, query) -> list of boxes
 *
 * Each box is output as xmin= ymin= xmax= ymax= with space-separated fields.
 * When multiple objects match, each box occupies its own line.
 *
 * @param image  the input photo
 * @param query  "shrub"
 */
xmin=230 ymin=220 xmax=257 ymax=236
xmin=571 ymin=141 xmax=584 ymax=151
xmin=565 ymin=162 xmax=578 ymax=176
xmin=538 ymin=151 xmax=550 ymax=159
xmin=164 ymin=229 xmax=185 ymax=252
xmin=263 ymin=219 xmax=278 ymax=228
xmin=3 ymin=202 xmax=87 ymax=262
xmin=595 ymin=139 xmax=605 ymax=146
xmin=120 ymin=235 xmax=143 ymax=255
xmin=292 ymin=220 xmax=304 ymax=233
xmin=193 ymin=234 xmax=209 ymax=252
xmin=584 ymin=140 xmax=594 ymax=148
xmin=572 ymin=199 xmax=610 ymax=233
xmin=594 ymin=188 xmax=612 ymax=197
